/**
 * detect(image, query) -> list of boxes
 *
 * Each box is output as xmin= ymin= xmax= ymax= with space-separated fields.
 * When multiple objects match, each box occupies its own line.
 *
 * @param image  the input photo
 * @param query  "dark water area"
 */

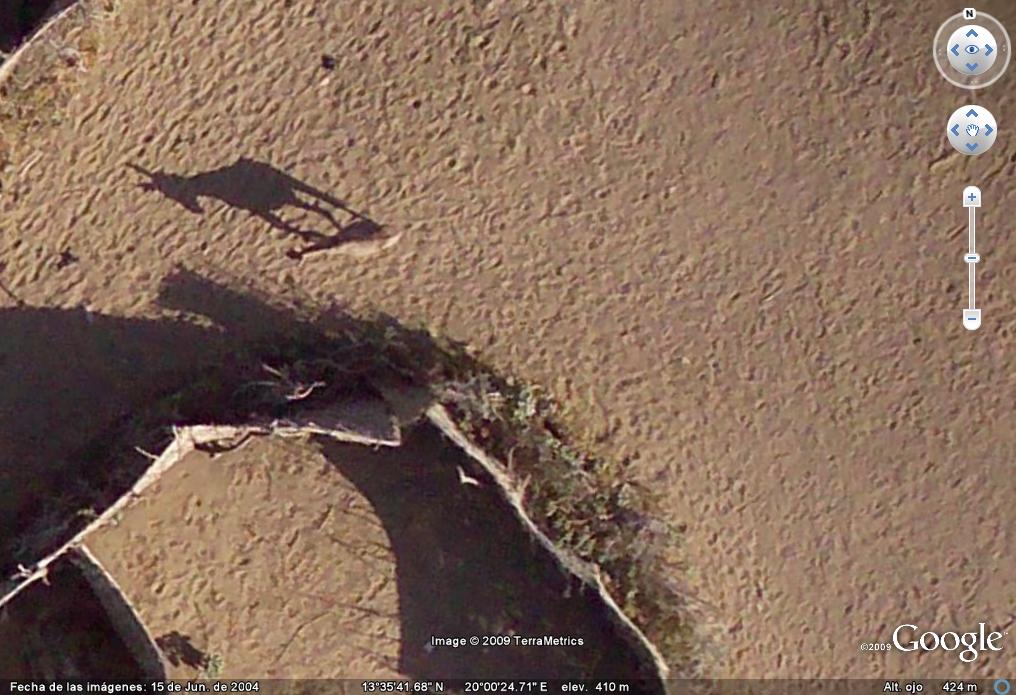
xmin=0 ymin=1 xmax=63 ymax=54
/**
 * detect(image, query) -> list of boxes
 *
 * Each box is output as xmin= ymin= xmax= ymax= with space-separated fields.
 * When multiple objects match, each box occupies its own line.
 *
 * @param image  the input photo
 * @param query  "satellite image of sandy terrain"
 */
xmin=0 ymin=0 xmax=1014 ymax=691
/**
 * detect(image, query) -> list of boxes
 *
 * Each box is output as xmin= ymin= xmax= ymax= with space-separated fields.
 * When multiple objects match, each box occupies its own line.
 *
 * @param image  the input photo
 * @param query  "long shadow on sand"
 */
xmin=321 ymin=427 xmax=660 ymax=683
xmin=0 ymin=270 xmax=663 ymax=687
xmin=128 ymin=158 xmax=389 ymax=260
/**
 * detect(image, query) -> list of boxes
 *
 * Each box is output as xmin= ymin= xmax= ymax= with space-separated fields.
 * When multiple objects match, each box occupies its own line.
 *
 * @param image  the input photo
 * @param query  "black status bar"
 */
xmin=667 ymin=679 xmax=1012 ymax=695
xmin=1 ymin=680 xmax=1014 ymax=695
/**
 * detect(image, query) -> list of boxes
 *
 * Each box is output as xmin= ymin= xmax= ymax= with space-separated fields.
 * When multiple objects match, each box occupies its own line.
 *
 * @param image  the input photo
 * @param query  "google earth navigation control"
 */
xmin=0 ymin=1 xmax=1013 ymax=693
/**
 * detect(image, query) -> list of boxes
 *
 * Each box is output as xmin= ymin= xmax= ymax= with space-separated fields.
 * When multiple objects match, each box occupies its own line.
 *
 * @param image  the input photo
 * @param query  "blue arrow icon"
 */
xmin=952 ymin=43 xmax=961 ymax=56
xmin=966 ymin=109 xmax=979 ymax=117
xmin=984 ymin=125 xmax=993 ymax=136
xmin=966 ymin=29 xmax=979 ymax=38
xmin=967 ymin=143 xmax=979 ymax=151
xmin=951 ymin=124 xmax=961 ymax=136
xmin=985 ymin=44 xmax=994 ymax=56
xmin=967 ymin=62 xmax=979 ymax=71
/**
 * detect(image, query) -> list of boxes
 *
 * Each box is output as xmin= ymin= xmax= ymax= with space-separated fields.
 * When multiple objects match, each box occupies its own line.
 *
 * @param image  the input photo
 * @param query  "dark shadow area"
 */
xmin=0 ymin=274 xmax=336 ymax=575
xmin=319 ymin=425 xmax=663 ymax=688
xmin=0 ymin=0 xmax=67 ymax=54
xmin=0 ymin=304 xmax=233 ymax=568
xmin=0 ymin=269 xmax=666 ymax=685
xmin=127 ymin=158 xmax=390 ymax=260
xmin=155 ymin=631 xmax=208 ymax=669
xmin=0 ymin=267 xmax=457 ymax=581
xmin=0 ymin=556 xmax=151 ymax=678
xmin=0 ymin=270 xmax=373 ymax=574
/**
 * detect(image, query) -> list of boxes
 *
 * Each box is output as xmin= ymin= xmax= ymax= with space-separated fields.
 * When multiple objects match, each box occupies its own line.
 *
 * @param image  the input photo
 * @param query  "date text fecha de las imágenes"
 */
xmin=430 ymin=635 xmax=585 ymax=648
xmin=11 ymin=683 xmax=146 ymax=693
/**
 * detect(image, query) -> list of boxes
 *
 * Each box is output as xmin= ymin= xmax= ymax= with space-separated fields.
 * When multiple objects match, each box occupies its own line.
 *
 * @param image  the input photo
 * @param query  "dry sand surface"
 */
xmin=1 ymin=0 xmax=1015 ymax=678
xmin=85 ymin=437 xmax=405 ymax=679
xmin=85 ymin=427 xmax=657 ymax=681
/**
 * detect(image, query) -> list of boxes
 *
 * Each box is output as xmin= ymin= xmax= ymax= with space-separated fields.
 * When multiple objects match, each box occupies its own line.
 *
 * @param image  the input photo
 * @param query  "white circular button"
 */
xmin=947 ymin=25 xmax=998 ymax=75
xmin=933 ymin=12 xmax=1011 ymax=89
xmin=947 ymin=105 xmax=997 ymax=155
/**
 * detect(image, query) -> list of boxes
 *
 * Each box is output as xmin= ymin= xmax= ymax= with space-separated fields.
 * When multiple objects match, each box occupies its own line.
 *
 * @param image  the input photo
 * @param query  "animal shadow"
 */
xmin=155 ymin=631 xmax=209 ymax=669
xmin=128 ymin=158 xmax=391 ymax=260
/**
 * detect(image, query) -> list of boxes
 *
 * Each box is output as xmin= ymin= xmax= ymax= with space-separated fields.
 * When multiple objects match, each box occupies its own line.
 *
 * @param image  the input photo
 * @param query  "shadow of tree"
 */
xmin=320 ymin=425 xmax=661 ymax=684
xmin=0 ymin=270 xmax=663 ymax=688
xmin=0 ymin=304 xmax=233 ymax=562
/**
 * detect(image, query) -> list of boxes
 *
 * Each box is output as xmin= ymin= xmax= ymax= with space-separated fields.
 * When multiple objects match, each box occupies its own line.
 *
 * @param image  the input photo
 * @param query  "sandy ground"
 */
xmin=85 ymin=437 xmax=405 ymax=679
xmin=1 ymin=0 xmax=1015 ymax=678
xmin=85 ymin=427 xmax=657 ymax=681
